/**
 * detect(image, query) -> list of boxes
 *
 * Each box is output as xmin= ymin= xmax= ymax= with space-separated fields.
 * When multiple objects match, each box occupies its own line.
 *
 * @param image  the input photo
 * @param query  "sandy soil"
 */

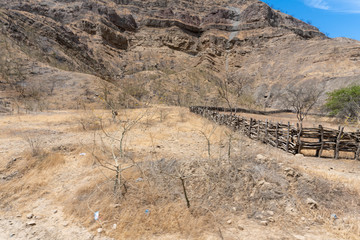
xmin=0 ymin=198 xmax=111 ymax=240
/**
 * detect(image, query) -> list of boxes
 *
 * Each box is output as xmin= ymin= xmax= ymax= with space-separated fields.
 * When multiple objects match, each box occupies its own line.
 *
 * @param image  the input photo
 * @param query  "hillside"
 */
xmin=0 ymin=0 xmax=360 ymax=112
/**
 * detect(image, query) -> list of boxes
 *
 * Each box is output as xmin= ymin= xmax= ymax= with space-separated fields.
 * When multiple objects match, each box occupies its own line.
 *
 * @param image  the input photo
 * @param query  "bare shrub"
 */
xmin=178 ymin=108 xmax=188 ymax=122
xmin=198 ymin=123 xmax=217 ymax=159
xmin=282 ymin=82 xmax=323 ymax=123
xmin=69 ymin=176 xmax=214 ymax=239
xmin=77 ymin=111 xmax=102 ymax=131
xmin=23 ymin=135 xmax=43 ymax=157
xmin=64 ymin=144 xmax=360 ymax=239
xmin=94 ymin=108 xmax=148 ymax=195
xmin=158 ymin=108 xmax=170 ymax=122
xmin=143 ymin=110 xmax=157 ymax=128
xmin=211 ymin=70 xmax=253 ymax=110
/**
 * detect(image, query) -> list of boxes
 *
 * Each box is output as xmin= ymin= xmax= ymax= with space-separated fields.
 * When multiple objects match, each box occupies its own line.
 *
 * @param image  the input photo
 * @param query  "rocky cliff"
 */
xmin=0 ymin=0 xmax=359 ymax=111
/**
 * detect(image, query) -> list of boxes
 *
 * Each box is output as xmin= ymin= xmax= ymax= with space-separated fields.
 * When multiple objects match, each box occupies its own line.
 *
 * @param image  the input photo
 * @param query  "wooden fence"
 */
xmin=190 ymin=106 xmax=360 ymax=160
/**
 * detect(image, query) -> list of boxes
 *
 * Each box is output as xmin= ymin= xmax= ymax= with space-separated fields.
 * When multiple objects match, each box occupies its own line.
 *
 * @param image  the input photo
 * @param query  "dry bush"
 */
xmin=178 ymin=108 xmax=188 ymax=122
xmin=100 ymin=79 xmax=147 ymax=109
xmin=158 ymin=108 xmax=170 ymax=122
xmin=281 ymin=82 xmax=323 ymax=123
xmin=143 ymin=110 xmax=157 ymax=128
xmin=60 ymin=144 xmax=360 ymax=239
xmin=113 ymin=202 xmax=213 ymax=239
xmin=237 ymin=94 xmax=259 ymax=110
xmin=65 ymin=166 xmax=215 ymax=239
xmin=148 ymin=156 xmax=360 ymax=238
xmin=78 ymin=117 xmax=101 ymax=131
xmin=56 ymin=107 xmax=360 ymax=239
xmin=77 ymin=111 xmax=102 ymax=131
xmin=198 ymin=123 xmax=217 ymax=159
xmin=23 ymin=134 xmax=43 ymax=157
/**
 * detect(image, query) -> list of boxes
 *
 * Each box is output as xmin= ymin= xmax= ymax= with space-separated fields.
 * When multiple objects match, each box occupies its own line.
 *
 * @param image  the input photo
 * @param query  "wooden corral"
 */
xmin=190 ymin=106 xmax=360 ymax=160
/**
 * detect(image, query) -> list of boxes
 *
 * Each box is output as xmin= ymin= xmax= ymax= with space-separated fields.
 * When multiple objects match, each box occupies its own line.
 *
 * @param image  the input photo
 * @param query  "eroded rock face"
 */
xmin=241 ymin=2 xmax=273 ymax=24
xmin=100 ymin=8 xmax=137 ymax=32
xmin=202 ymin=8 xmax=240 ymax=25
xmin=99 ymin=24 xmax=128 ymax=49
xmin=0 ymin=0 xmax=359 ymax=108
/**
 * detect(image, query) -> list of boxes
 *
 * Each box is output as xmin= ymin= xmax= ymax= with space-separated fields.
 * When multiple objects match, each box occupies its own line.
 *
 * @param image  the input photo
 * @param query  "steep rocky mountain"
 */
xmin=0 ymin=0 xmax=359 ymax=111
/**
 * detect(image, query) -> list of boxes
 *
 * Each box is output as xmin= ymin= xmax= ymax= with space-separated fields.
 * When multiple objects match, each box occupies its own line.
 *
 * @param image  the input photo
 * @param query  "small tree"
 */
xmin=224 ymin=130 xmax=235 ymax=161
xmin=98 ymin=108 xmax=148 ymax=195
xmin=216 ymin=76 xmax=232 ymax=110
xmin=151 ymin=159 xmax=192 ymax=208
xmin=324 ymin=85 xmax=360 ymax=123
xmin=198 ymin=123 xmax=217 ymax=159
xmin=99 ymin=81 xmax=119 ymax=122
xmin=213 ymin=71 xmax=251 ymax=112
xmin=282 ymin=83 xmax=323 ymax=123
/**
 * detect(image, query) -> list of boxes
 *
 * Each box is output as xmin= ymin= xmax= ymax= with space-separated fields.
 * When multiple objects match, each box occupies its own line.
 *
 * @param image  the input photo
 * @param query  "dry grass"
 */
xmin=0 ymin=150 xmax=66 ymax=210
xmin=112 ymin=159 xmax=357 ymax=238
xmin=63 ymin=166 xmax=216 ymax=239
xmin=36 ymin=152 xmax=66 ymax=171
xmin=63 ymin=138 xmax=360 ymax=239
xmin=1 ymin=106 xmax=360 ymax=239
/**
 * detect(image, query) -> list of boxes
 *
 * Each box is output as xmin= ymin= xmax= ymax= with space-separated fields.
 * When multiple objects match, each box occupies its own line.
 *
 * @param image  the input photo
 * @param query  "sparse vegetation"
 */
xmin=198 ymin=123 xmax=217 ymax=159
xmin=282 ymin=83 xmax=323 ymax=123
xmin=23 ymin=134 xmax=43 ymax=157
xmin=1 ymin=107 xmax=360 ymax=240
xmin=2 ymin=0 xmax=360 ymax=239
xmin=96 ymin=108 xmax=148 ymax=195
xmin=77 ymin=110 xmax=102 ymax=131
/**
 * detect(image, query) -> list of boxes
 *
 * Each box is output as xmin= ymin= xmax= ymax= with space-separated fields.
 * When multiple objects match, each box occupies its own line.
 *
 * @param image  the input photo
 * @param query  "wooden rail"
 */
xmin=190 ymin=106 xmax=360 ymax=160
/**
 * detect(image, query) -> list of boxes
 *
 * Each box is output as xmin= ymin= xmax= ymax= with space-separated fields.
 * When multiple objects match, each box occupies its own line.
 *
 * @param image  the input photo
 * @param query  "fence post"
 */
xmin=275 ymin=122 xmax=279 ymax=148
xmin=249 ymin=118 xmax=253 ymax=138
xmin=317 ymin=125 xmax=324 ymax=158
xmin=355 ymin=130 xmax=360 ymax=160
xmin=286 ymin=122 xmax=290 ymax=152
xmin=297 ymin=123 xmax=303 ymax=154
xmin=265 ymin=120 xmax=268 ymax=143
xmin=234 ymin=116 xmax=240 ymax=130
xmin=190 ymin=106 xmax=360 ymax=161
xmin=240 ymin=117 xmax=244 ymax=134
xmin=334 ymin=126 xmax=344 ymax=159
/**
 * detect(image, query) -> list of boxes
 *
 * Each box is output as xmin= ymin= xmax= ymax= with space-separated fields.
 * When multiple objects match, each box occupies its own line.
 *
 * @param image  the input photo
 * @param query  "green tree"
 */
xmin=325 ymin=85 xmax=360 ymax=122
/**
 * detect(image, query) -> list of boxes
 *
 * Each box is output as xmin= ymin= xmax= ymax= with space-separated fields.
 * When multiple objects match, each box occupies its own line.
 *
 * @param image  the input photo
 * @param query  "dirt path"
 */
xmin=0 ymin=198 xmax=111 ymax=240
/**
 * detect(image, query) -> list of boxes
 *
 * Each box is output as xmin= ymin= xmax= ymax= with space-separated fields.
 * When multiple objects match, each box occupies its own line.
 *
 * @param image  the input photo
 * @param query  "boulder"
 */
xmin=256 ymin=154 xmax=267 ymax=162
xmin=26 ymin=221 xmax=36 ymax=226
xmin=306 ymin=197 xmax=318 ymax=209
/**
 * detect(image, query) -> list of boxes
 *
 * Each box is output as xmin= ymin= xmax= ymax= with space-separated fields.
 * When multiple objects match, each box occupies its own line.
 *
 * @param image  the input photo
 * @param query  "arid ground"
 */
xmin=1 ymin=106 xmax=359 ymax=239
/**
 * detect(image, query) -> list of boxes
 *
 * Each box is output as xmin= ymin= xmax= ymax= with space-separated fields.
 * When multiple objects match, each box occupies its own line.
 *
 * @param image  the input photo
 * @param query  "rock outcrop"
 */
xmin=0 ymin=0 xmax=359 ymax=109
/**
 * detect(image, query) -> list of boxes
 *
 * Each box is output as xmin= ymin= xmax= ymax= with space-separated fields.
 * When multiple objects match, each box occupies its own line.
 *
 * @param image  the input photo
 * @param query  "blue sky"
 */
xmin=261 ymin=0 xmax=360 ymax=41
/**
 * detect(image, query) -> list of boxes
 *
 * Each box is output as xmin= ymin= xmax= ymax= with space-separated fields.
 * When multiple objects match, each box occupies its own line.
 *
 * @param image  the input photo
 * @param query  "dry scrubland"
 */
xmin=0 ymin=106 xmax=360 ymax=240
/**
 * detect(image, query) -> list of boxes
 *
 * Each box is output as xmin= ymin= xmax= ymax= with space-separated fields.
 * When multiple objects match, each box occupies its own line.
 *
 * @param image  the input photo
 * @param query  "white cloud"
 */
xmin=304 ymin=0 xmax=360 ymax=13
xmin=304 ymin=0 xmax=330 ymax=10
